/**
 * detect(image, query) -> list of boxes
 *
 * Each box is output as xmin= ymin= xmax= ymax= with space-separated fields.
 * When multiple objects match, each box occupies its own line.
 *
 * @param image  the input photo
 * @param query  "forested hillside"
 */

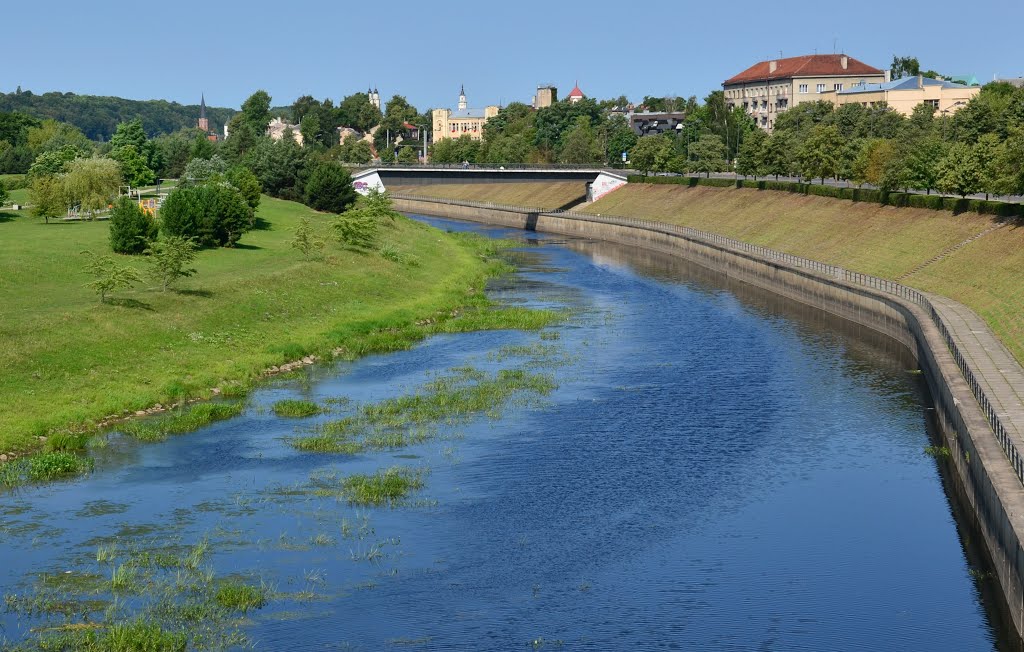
xmin=0 ymin=90 xmax=235 ymax=141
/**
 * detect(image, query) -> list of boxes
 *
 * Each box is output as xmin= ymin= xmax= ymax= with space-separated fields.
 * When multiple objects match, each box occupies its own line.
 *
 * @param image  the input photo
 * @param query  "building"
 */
xmin=197 ymin=94 xmax=219 ymax=142
xmin=723 ymin=54 xmax=886 ymax=131
xmin=567 ymin=82 xmax=585 ymax=104
xmin=948 ymin=75 xmax=980 ymax=87
xmin=368 ymin=87 xmax=385 ymax=110
xmin=431 ymin=85 xmax=500 ymax=142
xmin=533 ymin=85 xmax=557 ymax=109
xmin=266 ymin=116 xmax=303 ymax=146
xmin=629 ymin=111 xmax=688 ymax=136
xmin=826 ymin=75 xmax=980 ymax=117
xmin=996 ymin=77 xmax=1024 ymax=88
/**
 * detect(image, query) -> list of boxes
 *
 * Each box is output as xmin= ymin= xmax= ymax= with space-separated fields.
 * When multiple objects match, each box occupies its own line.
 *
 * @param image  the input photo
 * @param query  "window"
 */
xmin=926 ymin=99 xmax=939 ymax=108
xmin=816 ymin=83 xmax=826 ymax=93
xmin=834 ymin=83 xmax=843 ymax=91
xmin=799 ymin=84 xmax=808 ymax=93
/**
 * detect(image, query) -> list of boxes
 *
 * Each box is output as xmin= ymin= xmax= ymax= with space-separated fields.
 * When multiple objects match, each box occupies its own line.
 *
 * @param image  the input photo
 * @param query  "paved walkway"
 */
xmin=928 ymin=293 xmax=1024 ymax=444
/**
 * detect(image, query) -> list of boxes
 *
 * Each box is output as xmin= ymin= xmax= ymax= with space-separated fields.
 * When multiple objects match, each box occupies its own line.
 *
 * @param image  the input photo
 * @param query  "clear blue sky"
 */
xmin=6 ymin=0 xmax=1022 ymax=112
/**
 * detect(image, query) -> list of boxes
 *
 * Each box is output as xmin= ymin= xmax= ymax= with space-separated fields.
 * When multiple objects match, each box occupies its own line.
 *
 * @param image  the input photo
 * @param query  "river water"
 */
xmin=0 ymin=215 xmax=1010 ymax=650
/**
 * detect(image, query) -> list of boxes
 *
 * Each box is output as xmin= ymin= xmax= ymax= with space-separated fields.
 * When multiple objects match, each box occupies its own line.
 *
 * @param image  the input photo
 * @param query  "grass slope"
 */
xmin=391 ymin=182 xmax=587 ymax=210
xmin=0 ymin=197 xmax=495 ymax=454
xmin=587 ymin=184 xmax=1024 ymax=362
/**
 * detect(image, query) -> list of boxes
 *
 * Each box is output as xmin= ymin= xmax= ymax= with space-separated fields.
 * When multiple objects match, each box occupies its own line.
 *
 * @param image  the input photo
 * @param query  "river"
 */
xmin=0 ymin=215 xmax=1008 ymax=651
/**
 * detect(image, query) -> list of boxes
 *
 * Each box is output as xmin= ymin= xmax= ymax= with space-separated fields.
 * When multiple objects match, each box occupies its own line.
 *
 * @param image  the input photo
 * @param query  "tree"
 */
xmin=242 ymin=137 xmax=307 ymax=199
xmin=110 ymin=119 xmax=158 ymax=170
xmin=690 ymin=134 xmax=728 ymax=177
xmin=629 ymin=135 xmax=672 ymax=175
xmin=289 ymin=217 xmax=325 ymax=261
xmin=430 ymin=135 xmax=480 ymax=164
xmin=26 ymin=119 xmax=92 ymax=156
xmin=181 ymin=155 xmax=229 ymax=186
xmin=853 ymin=139 xmax=899 ymax=189
xmin=29 ymin=144 xmax=83 ymax=177
xmin=903 ymin=137 xmax=947 ymax=194
xmin=336 ymin=137 xmax=374 ymax=164
xmin=762 ymin=132 xmax=796 ymax=179
xmin=397 ymin=145 xmax=419 ymax=164
xmin=974 ymin=133 xmax=1002 ymax=199
xmin=303 ymin=161 xmax=356 ymax=213
xmin=890 ymin=56 xmax=921 ymax=80
xmin=160 ymin=183 xmax=253 ymax=247
xmin=736 ymin=128 xmax=768 ymax=178
xmin=110 ymin=145 xmax=155 ymax=188
xmin=109 ymin=197 xmax=158 ymax=254
xmin=81 ymin=251 xmax=143 ymax=303
xmin=602 ymin=113 xmax=637 ymax=166
xmin=337 ymin=92 xmax=382 ymax=132
xmin=992 ymin=127 xmax=1024 ymax=196
xmin=226 ymin=165 xmax=262 ymax=211
xmin=146 ymin=236 xmax=198 ymax=291
xmin=798 ymin=125 xmax=844 ymax=183
xmin=936 ymin=143 xmax=982 ymax=197
xmin=558 ymin=116 xmax=602 ymax=164
xmin=333 ymin=211 xmax=378 ymax=249
xmin=30 ymin=174 xmax=67 ymax=223
xmin=64 ymin=157 xmax=121 ymax=218
xmin=0 ymin=179 xmax=7 ymax=207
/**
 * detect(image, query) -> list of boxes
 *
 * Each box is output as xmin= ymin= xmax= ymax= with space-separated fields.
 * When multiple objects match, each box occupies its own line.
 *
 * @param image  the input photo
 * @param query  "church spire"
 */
xmin=200 ymin=94 xmax=207 ymax=120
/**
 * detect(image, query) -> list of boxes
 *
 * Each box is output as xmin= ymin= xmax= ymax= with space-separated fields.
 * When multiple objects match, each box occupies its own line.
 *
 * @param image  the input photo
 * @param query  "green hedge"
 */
xmin=0 ymin=174 xmax=27 ymax=191
xmin=627 ymin=175 xmax=1022 ymax=217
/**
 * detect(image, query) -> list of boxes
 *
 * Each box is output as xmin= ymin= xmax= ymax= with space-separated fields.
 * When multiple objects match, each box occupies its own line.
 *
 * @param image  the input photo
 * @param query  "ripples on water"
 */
xmin=0 ymin=216 xmax=1007 ymax=651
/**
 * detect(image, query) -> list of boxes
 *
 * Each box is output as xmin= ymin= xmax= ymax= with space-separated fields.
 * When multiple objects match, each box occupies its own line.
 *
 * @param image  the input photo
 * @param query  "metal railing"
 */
xmin=392 ymin=192 xmax=1022 ymax=485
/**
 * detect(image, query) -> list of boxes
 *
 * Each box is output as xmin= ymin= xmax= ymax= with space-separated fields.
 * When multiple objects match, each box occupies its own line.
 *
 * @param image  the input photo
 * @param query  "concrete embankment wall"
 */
xmin=395 ymin=195 xmax=1024 ymax=639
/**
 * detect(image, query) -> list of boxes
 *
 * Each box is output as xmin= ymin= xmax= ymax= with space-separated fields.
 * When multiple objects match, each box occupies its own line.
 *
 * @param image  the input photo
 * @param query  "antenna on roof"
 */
xmin=833 ymin=37 xmax=837 ymax=54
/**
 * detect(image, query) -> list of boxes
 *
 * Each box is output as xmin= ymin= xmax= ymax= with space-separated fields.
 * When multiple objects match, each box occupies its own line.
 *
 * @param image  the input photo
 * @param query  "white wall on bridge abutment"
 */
xmin=353 ymin=171 xmax=384 ymax=196
xmin=590 ymin=172 xmax=627 ymax=202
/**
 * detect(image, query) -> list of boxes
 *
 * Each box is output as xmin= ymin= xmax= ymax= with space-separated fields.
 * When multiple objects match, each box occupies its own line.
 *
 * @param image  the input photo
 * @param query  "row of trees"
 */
xmin=627 ymin=81 xmax=1024 ymax=198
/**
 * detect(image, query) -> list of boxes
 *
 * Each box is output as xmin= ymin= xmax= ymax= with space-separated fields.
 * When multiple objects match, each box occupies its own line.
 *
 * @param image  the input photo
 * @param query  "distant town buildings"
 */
xmin=533 ymin=85 xmax=557 ymax=109
xmin=566 ymin=83 xmax=586 ymax=104
xmin=197 ymin=94 xmax=219 ymax=142
xmin=431 ymin=85 xmax=500 ymax=142
xmin=996 ymin=77 xmax=1024 ymax=88
xmin=723 ymin=54 xmax=887 ymax=131
xmin=629 ymin=112 xmax=688 ymax=136
xmin=826 ymin=75 xmax=980 ymax=117
xmin=267 ymin=116 xmax=303 ymax=146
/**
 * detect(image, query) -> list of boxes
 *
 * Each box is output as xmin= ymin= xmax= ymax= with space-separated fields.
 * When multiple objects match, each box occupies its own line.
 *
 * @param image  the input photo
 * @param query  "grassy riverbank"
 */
xmin=390 ymin=182 xmax=587 ymax=209
xmin=0 ymin=196 xmax=547 ymax=456
xmin=587 ymin=184 xmax=1024 ymax=363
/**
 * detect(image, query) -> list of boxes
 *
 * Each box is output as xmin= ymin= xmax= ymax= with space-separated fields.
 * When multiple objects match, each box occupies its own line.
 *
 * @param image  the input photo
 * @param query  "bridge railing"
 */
xmin=391 ymin=192 xmax=1023 ymax=486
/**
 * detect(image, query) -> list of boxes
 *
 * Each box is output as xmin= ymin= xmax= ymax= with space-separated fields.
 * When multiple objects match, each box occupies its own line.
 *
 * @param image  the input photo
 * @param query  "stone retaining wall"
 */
xmin=394 ymin=194 xmax=1024 ymax=639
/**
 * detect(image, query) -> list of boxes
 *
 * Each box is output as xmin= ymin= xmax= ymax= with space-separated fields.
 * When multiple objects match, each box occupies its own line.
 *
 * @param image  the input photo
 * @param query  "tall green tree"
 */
xmin=64 ymin=157 xmax=121 ymax=218
xmin=629 ymin=135 xmax=672 ymax=175
xmin=798 ymin=125 xmax=844 ymax=183
xmin=29 ymin=174 xmax=67 ymax=223
xmin=558 ymin=117 xmax=602 ymax=164
xmin=110 ymin=145 xmax=155 ymax=187
xmin=689 ymin=134 xmax=728 ymax=177
xmin=936 ymin=142 xmax=982 ymax=197
xmin=736 ymin=129 xmax=768 ymax=178
xmin=108 ymin=197 xmax=158 ymax=254
xmin=304 ymin=161 xmax=356 ymax=213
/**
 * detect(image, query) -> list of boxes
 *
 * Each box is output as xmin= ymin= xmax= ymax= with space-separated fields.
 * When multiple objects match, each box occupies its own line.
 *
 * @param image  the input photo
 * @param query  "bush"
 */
xmin=109 ymin=197 xmax=158 ymax=254
xmin=333 ymin=209 xmax=378 ymax=249
xmin=160 ymin=183 xmax=253 ymax=247
xmin=304 ymin=161 xmax=356 ymax=214
xmin=226 ymin=165 xmax=262 ymax=211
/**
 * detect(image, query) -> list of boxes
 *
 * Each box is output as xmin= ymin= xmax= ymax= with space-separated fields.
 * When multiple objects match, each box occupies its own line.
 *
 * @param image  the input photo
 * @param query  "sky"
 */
xmin=4 ymin=0 xmax=1022 ymax=112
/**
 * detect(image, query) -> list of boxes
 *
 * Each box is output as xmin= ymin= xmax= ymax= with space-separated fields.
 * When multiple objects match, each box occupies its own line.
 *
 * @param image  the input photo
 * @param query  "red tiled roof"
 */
xmin=567 ymin=85 xmax=585 ymax=97
xmin=723 ymin=54 xmax=883 ymax=85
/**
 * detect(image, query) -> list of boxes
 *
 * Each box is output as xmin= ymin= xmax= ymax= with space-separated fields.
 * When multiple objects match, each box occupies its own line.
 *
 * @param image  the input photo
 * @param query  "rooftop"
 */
xmin=724 ymin=54 xmax=883 ymax=85
xmin=838 ymin=76 xmax=974 ymax=94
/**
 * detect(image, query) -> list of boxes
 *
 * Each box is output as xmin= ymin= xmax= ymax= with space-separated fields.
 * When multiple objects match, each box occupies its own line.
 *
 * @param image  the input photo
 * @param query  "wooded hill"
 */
xmin=0 ymin=90 xmax=235 ymax=141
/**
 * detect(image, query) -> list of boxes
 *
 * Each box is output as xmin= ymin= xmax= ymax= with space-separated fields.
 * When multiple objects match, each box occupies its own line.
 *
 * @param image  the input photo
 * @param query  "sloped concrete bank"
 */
xmin=394 ymin=194 xmax=1024 ymax=639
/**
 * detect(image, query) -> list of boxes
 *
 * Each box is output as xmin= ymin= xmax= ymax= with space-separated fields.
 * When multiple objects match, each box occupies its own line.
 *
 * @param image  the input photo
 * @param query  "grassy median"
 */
xmin=0 ymin=196 xmax=549 ymax=456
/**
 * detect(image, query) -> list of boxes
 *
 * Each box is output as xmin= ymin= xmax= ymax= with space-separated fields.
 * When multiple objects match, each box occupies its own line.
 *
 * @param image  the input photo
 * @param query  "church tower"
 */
xmin=458 ymin=84 xmax=467 ymax=111
xmin=198 ymin=94 xmax=209 ymax=132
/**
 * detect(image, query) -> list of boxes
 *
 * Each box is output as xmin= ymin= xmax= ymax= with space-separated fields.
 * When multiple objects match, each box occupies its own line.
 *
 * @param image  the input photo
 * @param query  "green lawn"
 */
xmin=0 ymin=196 xmax=498 ymax=454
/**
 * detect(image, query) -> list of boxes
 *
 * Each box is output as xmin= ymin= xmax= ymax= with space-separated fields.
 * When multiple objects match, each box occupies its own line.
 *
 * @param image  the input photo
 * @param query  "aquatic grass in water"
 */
xmin=214 ymin=582 xmax=267 ymax=613
xmin=339 ymin=467 xmax=425 ymax=507
xmin=291 ymin=367 xmax=557 ymax=453
xmin=1 ymin=452 xmax=94 ymax=488
xmin=45 ymin=432 xmax=91 ymax=453
xmin=272 ymin=399 xmax=322 ymax=418
xmin=120 ymin=402 xmax=245 ymax=442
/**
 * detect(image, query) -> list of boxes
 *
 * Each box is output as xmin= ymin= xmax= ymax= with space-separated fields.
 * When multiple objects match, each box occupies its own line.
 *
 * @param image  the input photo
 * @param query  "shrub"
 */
xmin=226 ymin=165 xmax=262 ymax=211
xmin=160 ymin=183 xmax=253 ymax=247
xmin=304 ymin=161 xmax=356 ymax=214
xmin=26 ymin=451 xmax=93 ymax=482
xmin=81 ymin=250 xmax=143 ymax=303
xmin=333 ymin=209 xmax=378 ymax=249
xmin=146 ymin=235 xmax=198 ymax=291
xmin=289 ymin=216 xmax=325 ymax=261
xmin=109 ymin=197 xmax=158 ymax=254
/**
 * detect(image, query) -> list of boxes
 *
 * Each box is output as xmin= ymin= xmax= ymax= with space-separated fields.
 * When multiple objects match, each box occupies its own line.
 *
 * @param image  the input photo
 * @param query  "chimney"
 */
xmin=769 ymin=60 xmax=778 ymax=74
xmin=840 ymin=55 xmax=848 ymax=70
xmin=917 ymin=74 xmax=924 ymax=89
xmin=884 ymin=69 xmax=891 ymax=83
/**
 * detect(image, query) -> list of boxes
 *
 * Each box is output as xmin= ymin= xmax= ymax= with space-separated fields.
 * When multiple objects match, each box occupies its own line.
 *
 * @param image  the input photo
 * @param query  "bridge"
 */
xmin=351 ymin=166 xmax=629 ymax=203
